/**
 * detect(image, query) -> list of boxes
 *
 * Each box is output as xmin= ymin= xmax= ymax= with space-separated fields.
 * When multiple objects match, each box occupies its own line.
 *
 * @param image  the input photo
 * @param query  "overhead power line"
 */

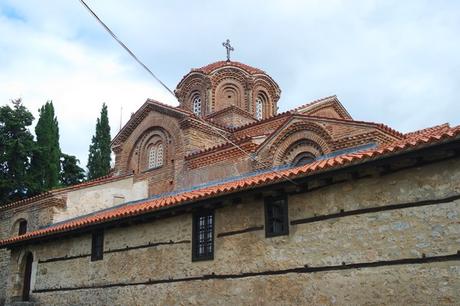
xmin=78 ymin=0 xmax=175 ymax=97
xmin=77 ymin=0 xmax=298 ymax=186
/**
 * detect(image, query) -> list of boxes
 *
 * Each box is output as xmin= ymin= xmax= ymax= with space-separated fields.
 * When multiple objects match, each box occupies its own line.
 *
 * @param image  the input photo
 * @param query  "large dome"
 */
xmin=175 ymin=60 xmax=281 ymax=127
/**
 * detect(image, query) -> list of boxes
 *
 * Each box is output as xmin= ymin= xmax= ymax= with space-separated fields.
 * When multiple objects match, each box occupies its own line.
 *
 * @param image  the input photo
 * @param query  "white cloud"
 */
xmin=0 ymin=1 xmax=177 ymax=167
xmin=1 ymin=0 xmax=459 ymax=167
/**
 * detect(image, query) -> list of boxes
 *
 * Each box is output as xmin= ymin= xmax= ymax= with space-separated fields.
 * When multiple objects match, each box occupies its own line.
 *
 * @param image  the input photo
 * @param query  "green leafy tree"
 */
xmin=60 ymin=153 xmax=85 ymax=186
xmin=0 ymin=99 xmax=35 ymax=204
xmin=30 ymin=101 xmax=61 ymax=193
xmin=87 ymin=103 xmax=111 ymax=180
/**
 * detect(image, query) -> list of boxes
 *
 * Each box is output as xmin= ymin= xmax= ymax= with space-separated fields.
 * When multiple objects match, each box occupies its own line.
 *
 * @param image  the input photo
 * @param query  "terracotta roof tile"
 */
xmin=185 ymin=136 xmax=254 ymax=159
xmin=205 ymin=105 xmax=256 ymax=122
xmin=291 ymin=95 xmax=338 ymax=112
xmin=1 ymin=124 xmax=459 ymax=247
xmin=0 ymin=174 xmax=133 ymax=211
xmin=404 ymin=123 xmax=450 ymax=138
xmin=193 ymin=61 xmax=265 ymax=75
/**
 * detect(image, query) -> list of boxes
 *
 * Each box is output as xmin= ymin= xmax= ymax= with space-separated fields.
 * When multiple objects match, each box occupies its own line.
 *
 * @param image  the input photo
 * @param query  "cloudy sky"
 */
xmin=1 ymin=0 xmax=459 ymax=167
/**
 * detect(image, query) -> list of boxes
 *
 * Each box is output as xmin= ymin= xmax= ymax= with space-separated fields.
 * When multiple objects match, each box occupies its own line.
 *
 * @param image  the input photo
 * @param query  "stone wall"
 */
xmin=0 ymin=217 xmax=10 ymax=305
xmin=5 ymin=157 xmax=460 ymax=305
xmin=1 ymin=200 xmax=57 ymax=306
xmin=52 ymin=177 xmax=148 ymax=224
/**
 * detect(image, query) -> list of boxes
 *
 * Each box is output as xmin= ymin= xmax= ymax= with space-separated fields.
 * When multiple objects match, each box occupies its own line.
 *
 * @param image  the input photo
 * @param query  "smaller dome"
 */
xmin=192 ymin=60 xmax=265 ymax=75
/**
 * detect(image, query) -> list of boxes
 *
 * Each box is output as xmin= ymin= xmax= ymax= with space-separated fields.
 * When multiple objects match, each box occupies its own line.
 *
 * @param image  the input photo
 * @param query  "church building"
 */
xmin=1 ymin=53 xmax=459 ymax=305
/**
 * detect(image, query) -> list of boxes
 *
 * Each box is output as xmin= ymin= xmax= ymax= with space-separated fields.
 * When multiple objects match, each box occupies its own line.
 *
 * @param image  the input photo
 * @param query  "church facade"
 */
xmin=0 ymin=59 xmax=459 ymax=305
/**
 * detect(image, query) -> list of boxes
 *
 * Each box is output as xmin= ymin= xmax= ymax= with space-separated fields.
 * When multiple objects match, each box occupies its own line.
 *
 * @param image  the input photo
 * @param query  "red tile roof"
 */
xmin=185 ymin=136 xmax=254 ymax=160
xmin=192 ymin=61 xmax=265 ymax=75
xmin=404 ymin=123 xmax=450 ymax=138
xmin=1 ymin=124 xmax=459 ymax=248
xmin=0 ymin=174 xmax=133 ymax=211
xmin=112 ymin=99 xmax=191 ymax=146
xmin=292 ymin=95 xmax=338 ymax=112
xmin=205 ymin=105 xmax=256 ymax=122
xmin=293 ymin=113 xmax=404 ymax=139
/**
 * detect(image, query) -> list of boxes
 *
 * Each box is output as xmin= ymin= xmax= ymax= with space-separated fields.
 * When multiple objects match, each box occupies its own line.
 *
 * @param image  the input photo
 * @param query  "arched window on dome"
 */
xmin=292 ymin=152 xmax=315 ymax=167
xmin=192 ymin=94 xmax=201 ymax=116
xmin=256 ymin=97 xmax=263 ymax=120
xmin=148 ymin=142 xmax=164 ymax=169
xmin=256 ymin=92 xmax=268 ymax=120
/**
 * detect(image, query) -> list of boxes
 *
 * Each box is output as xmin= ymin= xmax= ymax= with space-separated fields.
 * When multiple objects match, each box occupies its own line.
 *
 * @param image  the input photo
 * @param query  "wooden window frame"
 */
xmin=264 ymin=195 xmax=289 ymax=237
xmin=91 ymin=229 xmax=104 ymax=261
xmin=192 ymin=209 xmax=215 ymax=262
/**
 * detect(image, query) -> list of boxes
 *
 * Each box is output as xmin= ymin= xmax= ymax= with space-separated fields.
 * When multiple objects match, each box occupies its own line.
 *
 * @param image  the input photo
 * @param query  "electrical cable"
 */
xmin=78 ymin=0 xmax=175 ymax=97
xmin=78 ymin=0 xmax=298 ymax=186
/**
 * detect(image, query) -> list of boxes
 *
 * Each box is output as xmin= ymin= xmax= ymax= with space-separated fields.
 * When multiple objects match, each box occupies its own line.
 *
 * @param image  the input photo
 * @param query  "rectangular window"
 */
xmin=91 ymin=230 xmax=104 ymax=261
xmin=192 ymin=210 xmax=214 ymax=261
xmin=18 ymin=220 xmax=28 ymax=236
xmin=264 ymin=195 xmax=289 ymax=237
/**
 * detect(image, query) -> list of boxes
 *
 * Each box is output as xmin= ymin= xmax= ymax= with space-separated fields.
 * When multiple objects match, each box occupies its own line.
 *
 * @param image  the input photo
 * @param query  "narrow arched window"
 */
xmin=18 ymin=220 xmax=27 ymax=236
xmin=256 ymin=97 xmax=263 ymax=120
xmin=148 ymin=146 xmax=156 ymax=169
xmin=148 ymin=142 xmax=164 ymax=169
xmin=192 ymin=95 xmax=201 ymax=116
xmin=156 ymin=143 xmax=164 ymax=167
xmin=255 ymin=92 xmax=267 ymax=120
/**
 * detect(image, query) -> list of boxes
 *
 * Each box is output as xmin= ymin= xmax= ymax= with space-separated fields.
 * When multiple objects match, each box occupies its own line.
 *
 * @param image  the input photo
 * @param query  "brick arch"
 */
xmin=176 ymin=74 xmax=210 ymax=101
xmin=11 ymin=249 xmax=36 ymax=301
xmin=176 ymin=74 xmax=210 ymax=114
xmin=10 ymin=217 xmax=28 ymax=236
xmin=214 ymin=79 xmax=245 ymax=111
xmin=281 ymin=139 xmax=324 ymax=165
xmin=128 ymin=127 xmax=171 ymax=174
xmin=253 ymin=77 xmax=280 ymax=105
xmin=210 ymin=68 xmax=250 ymax=111
xmin=267 ymin=122 xmax=334 ymax=166
xmin=118 ymin=112 xmax=183 ymax=174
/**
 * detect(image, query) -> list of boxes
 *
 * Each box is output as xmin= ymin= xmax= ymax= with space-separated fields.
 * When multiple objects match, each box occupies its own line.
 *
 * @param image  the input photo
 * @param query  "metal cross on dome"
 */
xmin=222 ymin=39 xmax=234 ymax=61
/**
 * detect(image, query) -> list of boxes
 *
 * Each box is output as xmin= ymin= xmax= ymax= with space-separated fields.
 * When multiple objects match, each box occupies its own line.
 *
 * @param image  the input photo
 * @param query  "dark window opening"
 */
xmin=18 ymin=220 xmax=28 ymax=236
xmin=22 ymin=252 xmax=33 ymax=301
xmin=265 ymin=195 xmax=289 ymax=237
xmin=91 ymin=230 xmax=104 ymax=261
xmin=192 ymin=210 xmax=214 ymax=261
xmin=292 ymin=152 xmax=315 ymax=167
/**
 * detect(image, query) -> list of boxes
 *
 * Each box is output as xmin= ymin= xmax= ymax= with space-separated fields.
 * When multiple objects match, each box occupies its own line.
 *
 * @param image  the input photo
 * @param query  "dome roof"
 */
xmin=191 ymin=60 xmax=265 ymax=75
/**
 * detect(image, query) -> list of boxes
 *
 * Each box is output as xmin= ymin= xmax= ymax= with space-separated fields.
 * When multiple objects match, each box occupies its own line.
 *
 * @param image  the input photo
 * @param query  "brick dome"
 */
xmin=175 ymin=60 xmax=281 ymax=127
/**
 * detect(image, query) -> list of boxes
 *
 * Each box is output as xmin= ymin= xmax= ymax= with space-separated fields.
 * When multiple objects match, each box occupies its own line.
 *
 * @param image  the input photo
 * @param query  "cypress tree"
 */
xmin=87 ymin=103 xmax=111 ymax=180
xmin=0 ymin=99 xmax=35 ymax=204
xmin=60 ymin=153 xmax=85 ymax=186
xmin=30 ymin=101 xmax=61 ymax=193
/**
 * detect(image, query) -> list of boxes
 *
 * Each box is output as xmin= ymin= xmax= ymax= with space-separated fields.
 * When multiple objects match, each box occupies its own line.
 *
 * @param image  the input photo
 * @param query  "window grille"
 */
xmin=156 ymin=143 xmax=163 ymax=167
xmin=256 ymin=97 xmax=263 ymax=120
xmin=148 ymin=146 xmax=156 ymax=168
xmin=148 ymin=143 xmax=164 ymax=169
xmin=264 ymin=195 xmax=289 ymax=237
xmin=193 ymin=95 xmax=201 ymax=116
xmin=91 ymin=230 xmax=104 ymax=261
xmin=192 ymin=210 xmax=214 ymax=261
